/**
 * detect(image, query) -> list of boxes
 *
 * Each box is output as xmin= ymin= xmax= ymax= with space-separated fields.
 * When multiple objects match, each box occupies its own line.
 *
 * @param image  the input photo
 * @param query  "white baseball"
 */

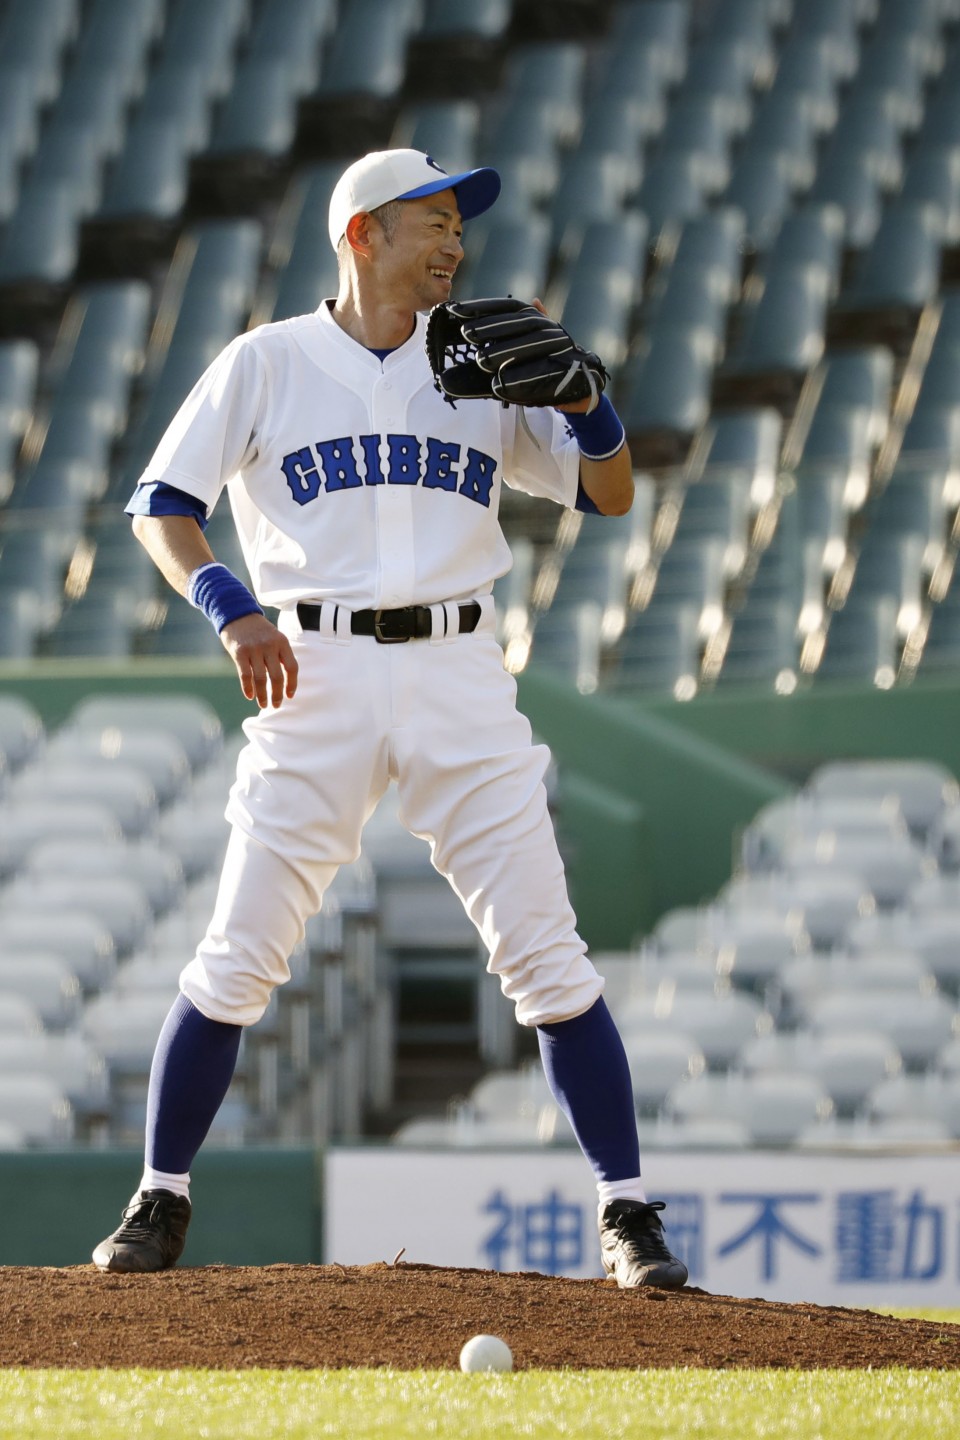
xmin=459 ymin=1334 xmax=514 ymax=1373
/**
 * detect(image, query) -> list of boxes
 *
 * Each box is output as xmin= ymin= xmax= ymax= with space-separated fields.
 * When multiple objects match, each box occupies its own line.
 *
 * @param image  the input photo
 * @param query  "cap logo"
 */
xmin=424 ymin=155 xmax=447 ymax=175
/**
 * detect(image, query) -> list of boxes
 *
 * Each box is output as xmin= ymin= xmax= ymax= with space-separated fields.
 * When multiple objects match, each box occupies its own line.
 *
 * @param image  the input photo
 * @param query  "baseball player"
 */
xmin=92 ymin=149 xmax=687 ymax=1290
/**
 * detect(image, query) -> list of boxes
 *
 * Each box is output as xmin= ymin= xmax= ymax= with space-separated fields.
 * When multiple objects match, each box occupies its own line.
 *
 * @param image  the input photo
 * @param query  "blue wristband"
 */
xmin=188 ymin=563 xmax=263 ymax=634
xmin=560 ymin=394 xmax=626 ymax=461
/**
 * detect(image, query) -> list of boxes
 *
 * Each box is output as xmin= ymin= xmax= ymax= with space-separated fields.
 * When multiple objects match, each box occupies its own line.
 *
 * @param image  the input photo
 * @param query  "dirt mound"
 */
xmin=2 ymin=1263 xmax=958 ymax=1370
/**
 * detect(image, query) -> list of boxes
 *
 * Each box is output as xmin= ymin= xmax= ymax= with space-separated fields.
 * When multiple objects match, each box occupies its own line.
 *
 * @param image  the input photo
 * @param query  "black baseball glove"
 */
xmin=425 ymin=296 xmax=608 ymax=408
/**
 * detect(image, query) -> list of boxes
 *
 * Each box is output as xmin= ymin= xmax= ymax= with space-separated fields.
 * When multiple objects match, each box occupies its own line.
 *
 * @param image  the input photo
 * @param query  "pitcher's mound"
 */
xmin=2 ymin=1263 xmax=958 ymax=1370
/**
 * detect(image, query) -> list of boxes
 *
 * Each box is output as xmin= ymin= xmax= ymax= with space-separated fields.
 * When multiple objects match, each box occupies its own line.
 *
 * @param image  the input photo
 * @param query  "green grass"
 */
xmin=2 ymin=1368 xmax=960 ymax=1440
xmin=4 ymin=1313 xmax=959 ymax=1440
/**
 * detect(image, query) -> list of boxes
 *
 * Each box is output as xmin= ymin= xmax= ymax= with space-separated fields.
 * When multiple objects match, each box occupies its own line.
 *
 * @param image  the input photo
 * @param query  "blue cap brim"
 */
xmin=396 ymin=166 xmax=501 ymax=221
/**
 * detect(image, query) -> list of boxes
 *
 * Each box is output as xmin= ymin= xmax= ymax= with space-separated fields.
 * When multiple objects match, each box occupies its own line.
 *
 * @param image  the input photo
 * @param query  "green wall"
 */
xmin=0 ymin=1148 xmax=320 ymax=1266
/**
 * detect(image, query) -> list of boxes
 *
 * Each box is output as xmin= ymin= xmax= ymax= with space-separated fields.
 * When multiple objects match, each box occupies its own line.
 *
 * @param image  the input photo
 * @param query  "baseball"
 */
xmin=459 ymin=1334 xmax=514 ymax=1373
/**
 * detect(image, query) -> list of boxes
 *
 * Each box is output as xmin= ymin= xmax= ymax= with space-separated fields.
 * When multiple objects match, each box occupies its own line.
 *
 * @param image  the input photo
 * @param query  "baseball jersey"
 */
xmin=130 ymin=302 xmax=584 ymax=611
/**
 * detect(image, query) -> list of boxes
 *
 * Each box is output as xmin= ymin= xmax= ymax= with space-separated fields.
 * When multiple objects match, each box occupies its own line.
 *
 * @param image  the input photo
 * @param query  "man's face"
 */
xmin=372 ymin=188 xmax=465 ymax=310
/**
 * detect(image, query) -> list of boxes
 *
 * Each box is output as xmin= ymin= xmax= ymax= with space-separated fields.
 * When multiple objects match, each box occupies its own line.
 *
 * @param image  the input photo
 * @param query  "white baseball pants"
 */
xmin=180 ymin=596 xmax=604 ymax=1028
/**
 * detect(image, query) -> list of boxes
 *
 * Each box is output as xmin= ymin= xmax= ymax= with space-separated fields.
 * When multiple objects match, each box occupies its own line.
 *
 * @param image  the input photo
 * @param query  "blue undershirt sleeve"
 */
xmin=125 ymin=481 xmax=210 ymax=530
xmin=575 ymin=479 xmax=602 ymax=515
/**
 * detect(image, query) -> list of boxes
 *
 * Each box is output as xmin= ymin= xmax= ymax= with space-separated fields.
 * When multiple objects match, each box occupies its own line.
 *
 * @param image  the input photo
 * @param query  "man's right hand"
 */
xmin=220 ymin=613 xmax=299 ymax=709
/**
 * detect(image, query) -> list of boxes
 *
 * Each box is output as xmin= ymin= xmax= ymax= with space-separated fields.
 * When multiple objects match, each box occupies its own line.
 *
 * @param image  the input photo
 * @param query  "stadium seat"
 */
xmin=550 ymin=154 xmax=634 ymax=254
xmin=902 ymin=149 xmax=960 ymax=247
xmin=406 ymin=0 xmax=511 ymax=95
xmin=392 ymin=101 xmax=481 ymax=178
xmin=0 ymin=1073 xmax=74 ymax=1146
xmin=741 ymin=793 xmax=908 ymax=872
xmin=908 ymin=872 xmax=960 ymax=912
xmin=656 ymin=96 xmax=742 ymax=194
xmin=0 ymin=0 xmax=79 ymax=106
xmin=716 ymin=598 xmax=801 ymax=689
xmin=159 ymin=0 xmax=247 ymax=100
xmin=622 ymin=1029 xmax=707 ymax=1115
xmin=461 ymin=217 xmax=550 ymax=302
xmin=132 ymin=62 xmax=215 ymax=157
xmin=0 ymin=1031 xmax=108 ymax=1120
xmin=815 ymin=347 xmax=895 ymax=447
xmin=808 ymin=989 xmax=957 ymax=1069
xmin=0 ymin=179 xmax=81 ymax=288
xmin=0 ymin=65 xmax=44 ymax=167
xmin=645 ymin=264 xmax=731 ymax=361
xmin=527 ymin=602 xmax=603 ymax=694
xmin=689 ymin=407 xmax=782 ymax=506
xmin=805 ymin=758 xmax=959 ymax=839
xmin=610 ymin=601 xmax=702 ymax=698
xmin=647 ymin=534 xmax=729 ymax=634
xmin=45 ymin=727 xmax=191 ymax=809
xmin=832 ymin=204 xmax=945 ymax=348
xmin=244 ymin=0 xmax=337 ymax=96
xmin=808 ymin=154 xmax=884 ymax=251
xmin=738 ymin=91 xmax=819 ymax=191
xmin=824 ymin=92 xmax=905 ymax=192
xmin=768 ymin=36 xmax=843 ymax=133
xmin=714 ymin=263 xmax=830 ymax=406
xmin=66 ymin=695 xmax=223 ymax=771
xmin=739 ymin=1028 xmax=903 ymax=1116
xmin=576 ymin=92 xmax=662 ymax=185
xmin=756 ymin=204 xmax=845 ymax=294
xmin=93 ymin=117 xmax=192 ymax=266
xmin=620 ymin=989 xmax=772 ymax=1070
xmin=865 ymin=1074 xmax=960 ymax=1138
xmin=681 ymin=35 xmax=768 ymax=111
xmin=607 ymin=0 xmax=689 ymax=84
xmin=777 ymin=952 xmax=937 ymax=1028
xmin=671 ymin=209 xmax=746 ymax=301
xmin=663 ymin=1070 xmax=833 ymax=1145
xmin=635 ymin=153 xmax=709 ymax=243
xmin=620 ymin=326 xmax=714 ymax=464
xmin=815 ymin=596 xmax=902 ymax=687
xmin=721 ymin=868 xmax=875 ymax=951
xmin=670 ymin=475 xmax=753 ymax=578
xmin=722 ymin=152 xmax=795 ymax=252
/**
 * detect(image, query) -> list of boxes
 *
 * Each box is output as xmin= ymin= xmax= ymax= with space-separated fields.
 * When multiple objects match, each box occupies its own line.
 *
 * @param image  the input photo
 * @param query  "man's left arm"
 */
xmin=558 ymin=394 xmax=635 ymax=517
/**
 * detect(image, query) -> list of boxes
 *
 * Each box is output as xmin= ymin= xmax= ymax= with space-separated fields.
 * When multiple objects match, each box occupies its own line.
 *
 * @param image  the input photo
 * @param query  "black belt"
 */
xmin=296 ymin=601 xmax=481 ymax=643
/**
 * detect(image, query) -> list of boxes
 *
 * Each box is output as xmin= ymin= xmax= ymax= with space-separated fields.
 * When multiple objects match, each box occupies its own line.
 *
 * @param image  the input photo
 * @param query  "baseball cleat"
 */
xmin=598 ymin=1199 xmax=688 ymax=1289
xmin=92 ymin=1189 xmax=192 ymax=1274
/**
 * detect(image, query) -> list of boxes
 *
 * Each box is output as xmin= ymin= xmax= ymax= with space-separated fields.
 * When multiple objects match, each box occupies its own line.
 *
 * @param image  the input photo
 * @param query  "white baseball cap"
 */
xmin=327 ymin=148 xmax=501 ymax=251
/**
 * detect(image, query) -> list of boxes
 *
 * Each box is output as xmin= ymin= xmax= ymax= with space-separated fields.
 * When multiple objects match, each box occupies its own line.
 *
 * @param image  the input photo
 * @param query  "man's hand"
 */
xmin=220 ymin=613 xmax=299 ymax=709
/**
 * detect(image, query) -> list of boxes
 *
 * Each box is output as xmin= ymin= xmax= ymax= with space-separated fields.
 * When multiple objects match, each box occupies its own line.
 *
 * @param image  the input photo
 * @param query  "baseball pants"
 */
xmin=180 ymin=596 xmax=604 ymax=1029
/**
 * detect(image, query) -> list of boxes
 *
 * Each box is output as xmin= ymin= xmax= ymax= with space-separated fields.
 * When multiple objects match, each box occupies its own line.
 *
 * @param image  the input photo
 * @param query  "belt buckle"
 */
xmin=373 ymin=607 xmax=410 ymax=643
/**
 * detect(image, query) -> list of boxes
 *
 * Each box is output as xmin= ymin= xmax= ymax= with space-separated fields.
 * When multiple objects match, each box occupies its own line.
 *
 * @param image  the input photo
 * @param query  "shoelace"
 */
xmin=114 ymin=1196 xmax=170 ymax=1240
xmin=609 ymin=1202 xmax=674 ymax=1260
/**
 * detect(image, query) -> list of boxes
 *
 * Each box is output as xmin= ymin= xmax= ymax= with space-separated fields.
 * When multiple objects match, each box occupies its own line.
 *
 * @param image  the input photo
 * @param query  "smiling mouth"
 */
xmin=429 ymin=269 xmax=454 ymax=282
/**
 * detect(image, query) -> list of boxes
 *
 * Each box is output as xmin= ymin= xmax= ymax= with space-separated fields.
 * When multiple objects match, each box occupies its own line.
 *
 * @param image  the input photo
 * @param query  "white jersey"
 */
xmin=137 ymin=302 xmax=583 ymax=610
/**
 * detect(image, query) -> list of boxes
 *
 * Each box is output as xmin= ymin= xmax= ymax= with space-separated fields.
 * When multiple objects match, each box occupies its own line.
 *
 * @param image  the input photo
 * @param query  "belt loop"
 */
xmin=334 ymin=604 xmax=352 ymax=644
xmin=428 ymin=603 xmax=447 ymax=645
xmin=443 ymin=602 xmax=462 ymax=641
xmin=316 ymin=602 xmax=338 ymax=641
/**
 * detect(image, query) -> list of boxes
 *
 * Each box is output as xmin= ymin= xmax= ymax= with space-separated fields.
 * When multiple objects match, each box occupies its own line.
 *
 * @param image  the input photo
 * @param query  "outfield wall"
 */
xmin=0 ymin=1149 xmax=320 ymax=1267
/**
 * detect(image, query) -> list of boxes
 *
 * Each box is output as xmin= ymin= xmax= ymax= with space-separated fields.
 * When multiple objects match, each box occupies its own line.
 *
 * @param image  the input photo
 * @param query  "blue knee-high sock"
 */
xmin=145 ymin=993 xmax=244 ymax=1175
xmin=537 ymin=997 xmax=640 ymax=1182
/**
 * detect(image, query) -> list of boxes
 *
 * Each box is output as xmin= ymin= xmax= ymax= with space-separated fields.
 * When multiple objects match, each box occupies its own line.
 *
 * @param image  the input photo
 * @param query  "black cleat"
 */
xmin=599 ymin=1199 xmax=688 ymax=1289
xmin=92 ymin=1189 xmax=192 ymax=1274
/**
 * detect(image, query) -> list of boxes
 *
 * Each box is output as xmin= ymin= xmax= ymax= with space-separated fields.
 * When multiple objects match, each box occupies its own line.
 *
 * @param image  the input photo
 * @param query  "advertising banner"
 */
xmin=326 ymin=1147 xmax=960 ymax=1307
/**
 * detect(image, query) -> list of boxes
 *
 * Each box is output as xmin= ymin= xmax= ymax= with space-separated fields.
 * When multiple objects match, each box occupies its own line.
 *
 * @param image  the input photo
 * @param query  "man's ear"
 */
xmin=344 ymin=212 xmax=374 ymax=257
